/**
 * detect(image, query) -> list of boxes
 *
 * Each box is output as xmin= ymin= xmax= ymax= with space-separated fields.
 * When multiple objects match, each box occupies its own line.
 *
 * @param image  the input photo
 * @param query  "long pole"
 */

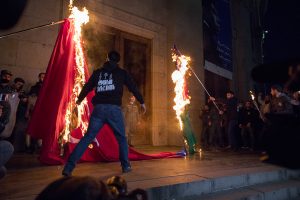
xmin=189 ymin=67 xmax=221 ymax=112
xmin=172 ymin=45 xmax=221 ymax=112
xmin=0 ymin=20 xmax=65 ymax=39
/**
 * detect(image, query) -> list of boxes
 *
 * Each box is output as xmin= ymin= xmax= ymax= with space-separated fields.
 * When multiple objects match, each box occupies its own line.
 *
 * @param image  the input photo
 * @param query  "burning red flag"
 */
xmin=27 ymin=18 xmax=181 ymax=165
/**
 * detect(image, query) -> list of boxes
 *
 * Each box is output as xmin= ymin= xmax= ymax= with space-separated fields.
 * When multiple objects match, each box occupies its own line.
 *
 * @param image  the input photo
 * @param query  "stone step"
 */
xmin=146 ymin=168 xmax=300 ymax=200
xmin=184 ymin=180 xmax=300 ymax=200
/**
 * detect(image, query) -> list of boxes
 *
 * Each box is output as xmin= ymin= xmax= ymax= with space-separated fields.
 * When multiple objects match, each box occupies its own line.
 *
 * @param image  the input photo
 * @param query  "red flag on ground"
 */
xmin=27 ymin=19 xmax=181 ymax=165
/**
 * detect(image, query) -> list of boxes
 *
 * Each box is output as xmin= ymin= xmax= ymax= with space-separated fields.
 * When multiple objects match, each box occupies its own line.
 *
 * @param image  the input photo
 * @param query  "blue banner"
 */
xmin=203 ymin=0 xmax=232 ymax=79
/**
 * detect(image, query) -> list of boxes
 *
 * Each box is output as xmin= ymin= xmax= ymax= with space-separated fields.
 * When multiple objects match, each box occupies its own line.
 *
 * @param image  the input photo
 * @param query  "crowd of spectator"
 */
xmin=0 ymin=69 xmax=45 ymax=179
xmin=199 ymin=87 xmax=300 ymax=153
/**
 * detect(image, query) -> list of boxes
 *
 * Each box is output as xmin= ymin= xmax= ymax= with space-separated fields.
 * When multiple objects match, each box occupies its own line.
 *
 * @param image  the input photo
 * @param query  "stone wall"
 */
xmin=0 ymin=0 xmax=63 ymax=90
xmin=0 ymin=0 xmax=258 ymax=146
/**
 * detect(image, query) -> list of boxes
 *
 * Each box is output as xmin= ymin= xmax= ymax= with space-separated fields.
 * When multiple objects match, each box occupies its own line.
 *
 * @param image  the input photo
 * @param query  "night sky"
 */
xmin=263 ymin=1 xmax=300 ymax=63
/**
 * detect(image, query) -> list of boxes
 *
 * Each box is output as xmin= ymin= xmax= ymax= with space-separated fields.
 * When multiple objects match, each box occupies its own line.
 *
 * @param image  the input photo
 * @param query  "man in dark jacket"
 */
xmin=28 ymin=72 xmax=45 ymax=96
xmin=269 ymin=85 xmax=293 ymax=114
xmin=210 ymin=90 xmax=239 ymax=150
xmin=238 ymin=101 xmax=259 ymax=149
xmin=62 ymin=50 xmax=146 ymax=176
xmin=199 ymin=104 xmax=210 ymax=149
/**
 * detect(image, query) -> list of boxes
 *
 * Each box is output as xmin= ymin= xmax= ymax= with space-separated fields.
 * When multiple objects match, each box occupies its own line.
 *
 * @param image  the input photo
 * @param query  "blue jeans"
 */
xmin=63 ymin=104 xmax=130 ymax=173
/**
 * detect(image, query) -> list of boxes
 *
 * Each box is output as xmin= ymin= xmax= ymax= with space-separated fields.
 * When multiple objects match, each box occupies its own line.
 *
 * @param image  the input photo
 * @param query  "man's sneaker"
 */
xmin=122 ymin=166 xmax=132 ymax=173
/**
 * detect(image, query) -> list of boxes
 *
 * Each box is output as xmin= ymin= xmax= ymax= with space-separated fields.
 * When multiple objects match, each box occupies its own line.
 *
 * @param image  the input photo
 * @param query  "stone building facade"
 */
xmin=0 ymin=0 xmax=261 ymax=146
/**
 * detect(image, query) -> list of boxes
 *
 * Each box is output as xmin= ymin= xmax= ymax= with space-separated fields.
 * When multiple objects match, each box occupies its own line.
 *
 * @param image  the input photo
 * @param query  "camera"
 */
xmin=106 ymin=176 xmax=147 ymax=200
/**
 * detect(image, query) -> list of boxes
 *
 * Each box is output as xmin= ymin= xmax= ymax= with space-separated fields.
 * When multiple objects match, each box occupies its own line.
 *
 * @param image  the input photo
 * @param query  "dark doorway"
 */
xmin=82 ymin=24 xmax=152 ymax=145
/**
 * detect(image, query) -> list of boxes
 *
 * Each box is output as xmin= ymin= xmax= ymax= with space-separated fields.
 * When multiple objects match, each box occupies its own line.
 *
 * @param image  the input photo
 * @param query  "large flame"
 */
xmin=59 ymin=1 xmax=89 ymax=148
xmin=171 ymin=52 xmax=191 ymax=130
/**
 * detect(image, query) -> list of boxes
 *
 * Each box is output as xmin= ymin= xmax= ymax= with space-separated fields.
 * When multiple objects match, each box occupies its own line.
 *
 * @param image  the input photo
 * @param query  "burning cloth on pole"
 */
xmin=27 ymin=17 xmax=182 ymax=165
xmin=171 ymin=47 xmax=197 ymax=154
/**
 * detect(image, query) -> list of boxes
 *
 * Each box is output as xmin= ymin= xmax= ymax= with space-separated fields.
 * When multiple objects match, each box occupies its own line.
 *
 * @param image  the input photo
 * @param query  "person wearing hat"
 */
xmin=0 ymin=69 xmax=13 ymax=138
xmin=0 ymin=70 xmax=14 ymax=178
xmin=0 ymin=69 xmax=13 ymax=77
xmin=0 ymin=70 xmax=13 ymax=94
xmin=62 ymin=50 xmax=146 ymax=176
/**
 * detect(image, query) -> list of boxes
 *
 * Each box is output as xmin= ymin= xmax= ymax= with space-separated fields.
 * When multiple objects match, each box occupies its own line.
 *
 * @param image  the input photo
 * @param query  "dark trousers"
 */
xmin=228 ymin=120 xmax=238 ymax=149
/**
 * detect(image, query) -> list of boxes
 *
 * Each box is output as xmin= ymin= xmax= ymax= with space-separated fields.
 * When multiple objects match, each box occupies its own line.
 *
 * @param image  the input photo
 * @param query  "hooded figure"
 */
xmin=62 ymin=50 xmax=146 ymax=176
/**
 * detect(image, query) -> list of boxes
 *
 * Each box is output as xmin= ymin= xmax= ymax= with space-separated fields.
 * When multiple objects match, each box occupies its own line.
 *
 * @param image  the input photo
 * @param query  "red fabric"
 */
xmin=27 ymin=19 xmax=180 ymax=165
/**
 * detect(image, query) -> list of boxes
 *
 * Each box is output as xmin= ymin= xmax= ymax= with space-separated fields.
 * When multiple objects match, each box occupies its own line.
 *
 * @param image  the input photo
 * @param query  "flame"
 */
xmin=60 ymin=1 xmax=89 ymax=145
xmin=249 ymin=90 xmax=255 ymax=101
xmin=171 ymin=52 xmax=191 ymax=130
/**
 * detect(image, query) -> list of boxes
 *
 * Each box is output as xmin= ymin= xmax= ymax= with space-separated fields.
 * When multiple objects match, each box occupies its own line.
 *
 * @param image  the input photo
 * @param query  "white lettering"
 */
xmin=97 ymin=83 xmax=115 ymax=92
xmin=97 ymin=74 xmax=115 ymax=92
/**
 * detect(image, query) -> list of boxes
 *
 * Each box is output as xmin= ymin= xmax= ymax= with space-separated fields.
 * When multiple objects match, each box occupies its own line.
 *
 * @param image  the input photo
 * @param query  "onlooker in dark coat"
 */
xmin=238 ymin=101 xmax=259 ymax=149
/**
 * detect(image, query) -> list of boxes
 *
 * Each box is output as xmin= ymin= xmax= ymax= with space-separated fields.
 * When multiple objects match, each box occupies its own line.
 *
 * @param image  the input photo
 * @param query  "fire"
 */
xmin=171 ymin=52 xmax=191 ymax=130
xmin=59 ymin=1 xmax=89 ymax=147
xmin=249 ymin=90 xmax=255 ymax=101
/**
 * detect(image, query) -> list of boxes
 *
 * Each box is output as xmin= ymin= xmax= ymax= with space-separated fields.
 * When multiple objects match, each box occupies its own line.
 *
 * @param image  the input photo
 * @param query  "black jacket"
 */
xmin=238 ymin=107 xmax=259 ymax=125
xmin=28 ymin=81 xmax=43 ymax=96
xmin=225 ymin=97 xmax=238 ymax=120
xmin=77 ymin=61 xmax=144 ymax=106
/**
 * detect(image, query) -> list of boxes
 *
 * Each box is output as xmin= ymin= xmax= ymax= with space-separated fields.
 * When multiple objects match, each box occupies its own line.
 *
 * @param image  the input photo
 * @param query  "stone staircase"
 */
xmin=146 ymin=168 xmax=300 ymax=200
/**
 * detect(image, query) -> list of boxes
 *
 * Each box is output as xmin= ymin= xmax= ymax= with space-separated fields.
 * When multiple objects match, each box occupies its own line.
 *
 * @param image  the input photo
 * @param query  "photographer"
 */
xmin=106 ymin=176 xmax=148 ymax=200
xmin=35 ymin=175 xmax=148 ymax=200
